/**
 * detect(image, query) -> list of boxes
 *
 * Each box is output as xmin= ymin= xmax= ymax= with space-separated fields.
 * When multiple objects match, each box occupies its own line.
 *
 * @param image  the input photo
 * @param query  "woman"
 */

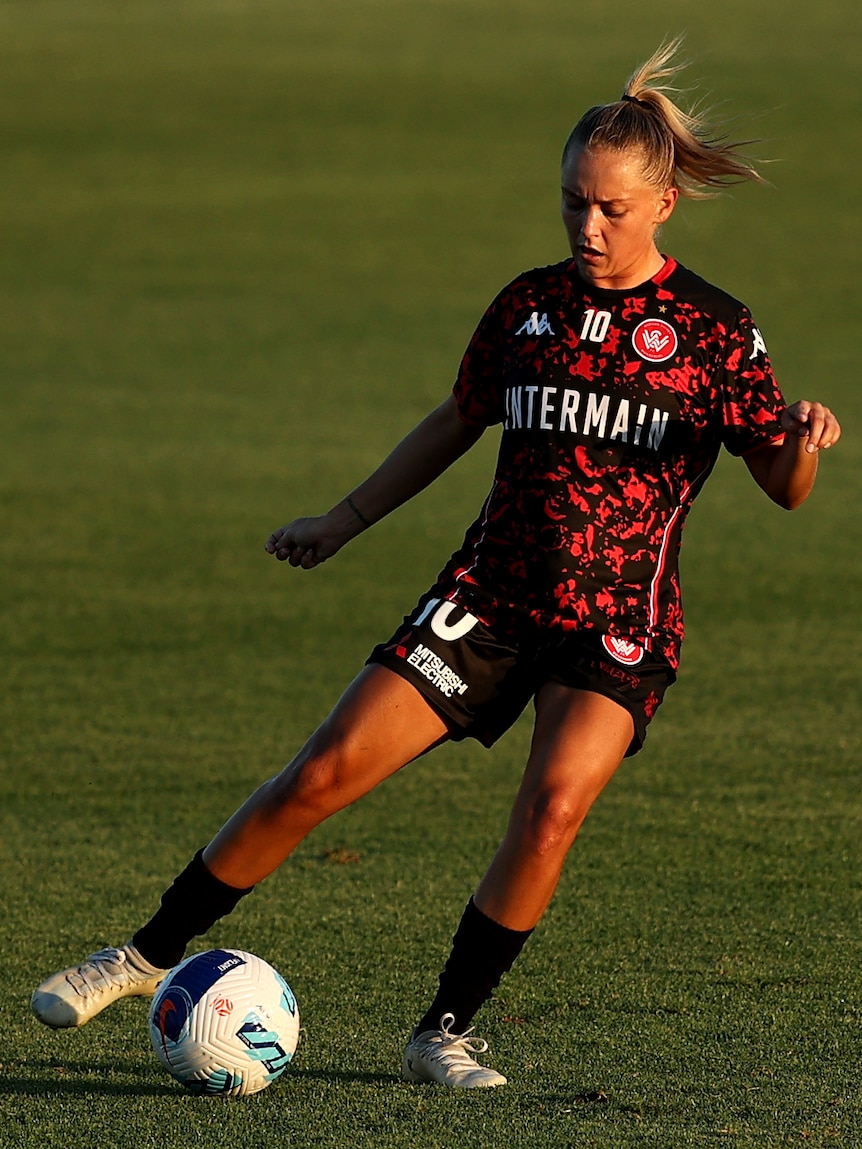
xmin=32 ymin=41 xmax=841 ymax=1088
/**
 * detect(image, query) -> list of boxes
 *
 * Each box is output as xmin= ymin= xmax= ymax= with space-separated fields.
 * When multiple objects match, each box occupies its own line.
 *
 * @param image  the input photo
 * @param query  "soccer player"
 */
xmin=32 ymin=40 xmax=841 ymax=1088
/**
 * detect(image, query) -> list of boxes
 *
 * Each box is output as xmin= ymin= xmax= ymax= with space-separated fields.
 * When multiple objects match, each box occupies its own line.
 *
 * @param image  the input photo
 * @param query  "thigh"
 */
xmin=285 ymin=663 xmax=452 ymax=806
xmin=204 ymin=665 xmax=452 ymax=886
xmin=515 ymin=681 xmax=634 ymax=821
xmin=473 ymin=684 xmax=634 ymax=929
xmin=546 ymin=631 xmax=675 ymax=756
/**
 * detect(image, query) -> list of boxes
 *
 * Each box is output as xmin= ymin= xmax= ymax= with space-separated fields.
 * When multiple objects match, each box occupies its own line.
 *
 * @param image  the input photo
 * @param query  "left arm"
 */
xmin=744 ymin=400 xmax=842 ymax=510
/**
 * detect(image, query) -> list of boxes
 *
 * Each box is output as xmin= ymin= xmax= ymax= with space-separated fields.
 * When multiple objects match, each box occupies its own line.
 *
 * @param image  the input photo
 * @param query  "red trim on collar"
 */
xmin=652 ymin=257 xmax=677 ymax=285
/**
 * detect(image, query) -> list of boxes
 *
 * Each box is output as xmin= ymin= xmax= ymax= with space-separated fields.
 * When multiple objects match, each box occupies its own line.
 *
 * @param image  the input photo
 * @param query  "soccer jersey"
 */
xmin=436 ymin=257 xmax=786 ymax=669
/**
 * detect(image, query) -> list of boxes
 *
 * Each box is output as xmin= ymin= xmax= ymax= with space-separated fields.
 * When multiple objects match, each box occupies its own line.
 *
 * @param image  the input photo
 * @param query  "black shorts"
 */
xmin=367 ymin=587 xmax=676 ymax=757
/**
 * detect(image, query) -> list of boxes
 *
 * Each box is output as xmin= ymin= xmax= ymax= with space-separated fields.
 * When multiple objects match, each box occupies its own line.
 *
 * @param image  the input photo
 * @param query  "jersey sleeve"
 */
xmin=717 ymin=309 xmax=786 ymax=456
xmin=452 ymin=288 xmax=510 ymax=427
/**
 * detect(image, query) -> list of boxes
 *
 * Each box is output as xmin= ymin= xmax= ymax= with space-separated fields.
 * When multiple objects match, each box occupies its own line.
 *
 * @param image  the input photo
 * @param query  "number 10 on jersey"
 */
xmin=580 ymin=308 xmax=612 ymax=344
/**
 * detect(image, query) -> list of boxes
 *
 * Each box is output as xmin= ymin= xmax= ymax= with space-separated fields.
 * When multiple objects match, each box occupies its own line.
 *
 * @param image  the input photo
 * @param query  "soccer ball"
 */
xmin=148 ymin=949 xmax=300 ymax=1097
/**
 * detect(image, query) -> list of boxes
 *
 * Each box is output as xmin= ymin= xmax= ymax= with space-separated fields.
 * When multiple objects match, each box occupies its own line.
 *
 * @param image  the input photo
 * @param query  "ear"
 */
xmin=655 ymin=185 xmax=679 ymax=225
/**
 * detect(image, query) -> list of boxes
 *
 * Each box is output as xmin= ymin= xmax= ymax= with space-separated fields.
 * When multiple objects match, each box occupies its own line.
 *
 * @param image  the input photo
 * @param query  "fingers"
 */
xmin=298 ymin=546 xmax=323 ymax=568
xmin=264 ymin=527 xmax=286 ymax=555
xmin=264 ymin=523 xmax=326 ymax=568
xmin=782 ymin=400 xmax=842 ymax=454
xmin=280 ymin=545 xmax=319 ymax=567
xmin=265 ymin=528 xmax=304 ymax=562
xmin=272 ymin=540 xmax=321 ymax=567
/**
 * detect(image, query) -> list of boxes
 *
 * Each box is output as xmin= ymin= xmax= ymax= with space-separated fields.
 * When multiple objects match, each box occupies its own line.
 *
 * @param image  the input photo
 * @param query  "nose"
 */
xmin=579 ymin=204 xmax=602 ymax=242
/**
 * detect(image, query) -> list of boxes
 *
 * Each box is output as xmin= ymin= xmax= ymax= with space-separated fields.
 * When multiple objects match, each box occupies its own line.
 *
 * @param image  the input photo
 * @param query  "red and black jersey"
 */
xmin=436 ymin=257 xmax=786 ymax=669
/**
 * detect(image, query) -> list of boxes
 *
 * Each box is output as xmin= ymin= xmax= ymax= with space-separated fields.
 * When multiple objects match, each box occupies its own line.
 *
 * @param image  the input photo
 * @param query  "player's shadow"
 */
xmin=1 ymin=1060 xmax=399 ymax=1097
xmin=286 ymin=1067 xmax=399 ymax=1086
xmin=1 ymin=1059 xmax=175 ymax=1097
xmin=3 ymin=1063 xmax=608 ymax=1107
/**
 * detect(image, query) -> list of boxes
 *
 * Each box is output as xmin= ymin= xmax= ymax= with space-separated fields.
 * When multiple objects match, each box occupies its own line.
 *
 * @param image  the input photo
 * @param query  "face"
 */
xmin=561 ymin=146 xmax=678 ymax=290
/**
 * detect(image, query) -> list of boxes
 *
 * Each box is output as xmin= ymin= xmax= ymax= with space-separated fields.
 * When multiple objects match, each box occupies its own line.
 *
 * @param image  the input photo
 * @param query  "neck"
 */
xmin=595 ymin=250 xmax=666 ymax=291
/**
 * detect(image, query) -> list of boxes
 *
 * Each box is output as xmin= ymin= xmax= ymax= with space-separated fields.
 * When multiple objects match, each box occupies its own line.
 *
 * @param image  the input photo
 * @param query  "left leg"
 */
xmin=474 ymin=682 xmax=633 ymax=930
xmin=404 ymin=683 xmax=633 ymax=1086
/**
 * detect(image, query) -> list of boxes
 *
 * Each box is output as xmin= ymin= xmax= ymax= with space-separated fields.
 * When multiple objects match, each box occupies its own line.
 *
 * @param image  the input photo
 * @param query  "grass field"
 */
xmin=1 ymin=1 xmax=860 ymax=1146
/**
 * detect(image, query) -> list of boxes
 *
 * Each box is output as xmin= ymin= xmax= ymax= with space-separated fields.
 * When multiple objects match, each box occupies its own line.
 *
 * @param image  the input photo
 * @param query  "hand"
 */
xmin=780 ymin=400 xmax=842 ymax=454
xmin=264 ymin=514 xmax=346 ymax=569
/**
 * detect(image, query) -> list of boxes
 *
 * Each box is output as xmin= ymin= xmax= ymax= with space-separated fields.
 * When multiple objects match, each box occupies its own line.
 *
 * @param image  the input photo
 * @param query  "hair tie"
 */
xmin=621 ymin=93 xmax=648 ymax=108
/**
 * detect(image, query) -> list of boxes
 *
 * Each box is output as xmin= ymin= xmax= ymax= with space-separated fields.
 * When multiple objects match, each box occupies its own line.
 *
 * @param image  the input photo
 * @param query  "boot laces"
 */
xmin=66 ymin=948 xmax=133 ymax=998
xmin=424 ymin=1013 xmax=490 ymax=1065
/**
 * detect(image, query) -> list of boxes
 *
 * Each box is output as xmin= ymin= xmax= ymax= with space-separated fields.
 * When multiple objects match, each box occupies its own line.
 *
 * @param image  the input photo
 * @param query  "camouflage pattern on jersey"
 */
xmin=437 ymin=257 xmax=786 ymax=669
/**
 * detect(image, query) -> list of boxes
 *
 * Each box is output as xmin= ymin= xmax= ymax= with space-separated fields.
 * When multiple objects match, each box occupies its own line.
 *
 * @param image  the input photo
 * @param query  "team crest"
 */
xmin=632 ymin=318 xmax=678 ymax=363
xmin=601 ymin=635 xmax=644 ymax=666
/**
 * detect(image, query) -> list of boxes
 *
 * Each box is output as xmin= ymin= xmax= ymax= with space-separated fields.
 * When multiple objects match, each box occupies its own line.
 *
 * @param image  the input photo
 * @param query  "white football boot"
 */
xmin=31 ymin=943 xmax=168 ymax=1029
xmin=402 ymin=1013 xmax=507 ymax=1088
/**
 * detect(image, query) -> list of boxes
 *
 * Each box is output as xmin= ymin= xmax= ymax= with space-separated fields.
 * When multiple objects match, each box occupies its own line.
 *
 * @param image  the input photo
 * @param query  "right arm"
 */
xmin=265 ymin=393 xmax=485 ymax=568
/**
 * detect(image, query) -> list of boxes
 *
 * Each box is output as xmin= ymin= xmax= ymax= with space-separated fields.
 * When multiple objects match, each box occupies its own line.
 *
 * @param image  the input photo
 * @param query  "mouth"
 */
xmin=578 ymin=245 xmax=604 ymax=263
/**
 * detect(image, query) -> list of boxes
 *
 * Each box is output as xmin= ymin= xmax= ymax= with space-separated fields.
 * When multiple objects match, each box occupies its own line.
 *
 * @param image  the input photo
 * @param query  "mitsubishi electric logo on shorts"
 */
xmin=406 ymin=645 xmax=469 ymax=698
xmin=516 ymin=311 xmax=555 ymax=336
xmin=398 ymin=598 xmax=478 ymax=699
xmin=601 ymin=635 xmax=645 ymax=667
xmin=632 ymin=318 xmax=678 ymax=362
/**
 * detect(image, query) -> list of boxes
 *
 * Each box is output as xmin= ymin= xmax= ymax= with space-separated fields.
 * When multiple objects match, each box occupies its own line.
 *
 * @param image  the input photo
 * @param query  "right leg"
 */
xmin=32 ymin=666 xmax=449 ymax=1028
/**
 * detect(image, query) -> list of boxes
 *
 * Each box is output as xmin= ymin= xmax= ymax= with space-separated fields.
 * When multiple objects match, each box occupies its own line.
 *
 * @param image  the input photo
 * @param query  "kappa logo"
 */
xmin=516 ymin=311 xmax=555 ymax=336
xmin=601 ymin=634 xmax=645 ymax=667
xmin=632 ymin=318 xmax=678 ymax=363
xmin=749 ymin=327 xmax=767 ymax=360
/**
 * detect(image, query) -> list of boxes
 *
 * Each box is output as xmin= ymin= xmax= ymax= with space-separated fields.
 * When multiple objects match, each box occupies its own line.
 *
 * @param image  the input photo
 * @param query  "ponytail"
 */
xmin=562 ymin=38 xmax=764 ymax=199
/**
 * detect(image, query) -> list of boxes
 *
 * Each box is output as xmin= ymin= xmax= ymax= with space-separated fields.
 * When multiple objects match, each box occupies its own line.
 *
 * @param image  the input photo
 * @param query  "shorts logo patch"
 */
xmin=406 ymin=644 xmax=469 ymax=698
xmin=601 ymin=635 xmax=645 ymax=666
xmin=632 ymin=318 xmax=678 ymax=363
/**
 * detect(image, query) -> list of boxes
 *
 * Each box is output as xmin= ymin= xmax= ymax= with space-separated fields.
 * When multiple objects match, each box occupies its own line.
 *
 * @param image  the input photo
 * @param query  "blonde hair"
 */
xmin=562 ymin=38 xmax=764 ymax=199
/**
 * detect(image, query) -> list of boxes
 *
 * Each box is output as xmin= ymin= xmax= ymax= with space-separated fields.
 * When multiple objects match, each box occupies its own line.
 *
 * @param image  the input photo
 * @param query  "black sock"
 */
xmin=132 ymin=849 xmax=254 ymax=969
xmin=415 ymin=898 xmax=534 ymax=1036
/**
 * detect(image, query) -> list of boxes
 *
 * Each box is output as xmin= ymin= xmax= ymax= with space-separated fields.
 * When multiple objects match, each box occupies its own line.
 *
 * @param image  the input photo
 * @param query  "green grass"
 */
xmin=1 ymin=1 xmax=860 ymax=1146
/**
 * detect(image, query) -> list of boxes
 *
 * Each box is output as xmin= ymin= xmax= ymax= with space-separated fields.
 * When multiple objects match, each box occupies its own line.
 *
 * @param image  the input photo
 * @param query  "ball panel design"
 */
xmin=149 ymin=949 xmax=299 ymax=1097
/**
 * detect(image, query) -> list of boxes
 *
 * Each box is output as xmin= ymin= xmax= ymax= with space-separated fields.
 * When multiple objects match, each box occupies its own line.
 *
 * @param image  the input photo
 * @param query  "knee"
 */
xmin=263 ymin=737 xmax=346 ymax=821
xmin=516 ymin=788 xmax=589 ymax=858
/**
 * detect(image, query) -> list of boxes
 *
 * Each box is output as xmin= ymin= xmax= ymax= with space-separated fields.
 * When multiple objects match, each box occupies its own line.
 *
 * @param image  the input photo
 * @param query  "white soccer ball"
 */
xmin=148 ymin=949 xmax=300 ymax=1097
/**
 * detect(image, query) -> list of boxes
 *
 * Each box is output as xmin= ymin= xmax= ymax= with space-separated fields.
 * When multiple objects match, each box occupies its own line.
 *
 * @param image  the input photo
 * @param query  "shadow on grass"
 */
xmin=5 ymin=1060 xmax=613 ymax=1104
xmin=0 ymin=1060 xmax=399 ymax=1098
xmin=0 ymin=1066 xmax=174 ymax=1098
xmin=288 ymin=1067 xmax=400 ymax=1087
